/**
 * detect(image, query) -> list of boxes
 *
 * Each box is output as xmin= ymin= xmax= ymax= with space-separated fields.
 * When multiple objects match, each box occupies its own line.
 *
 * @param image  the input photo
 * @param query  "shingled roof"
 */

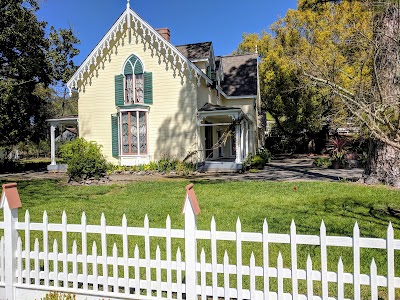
xmin=217 ymin=54 xmax=258 ymax=97
xmin=176 ymin=42 xmax=212 ymax=60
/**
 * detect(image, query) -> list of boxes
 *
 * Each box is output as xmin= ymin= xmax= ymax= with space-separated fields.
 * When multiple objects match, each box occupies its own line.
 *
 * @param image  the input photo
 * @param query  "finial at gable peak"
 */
xmin=126 ymin=0 xmax=130 ymax=9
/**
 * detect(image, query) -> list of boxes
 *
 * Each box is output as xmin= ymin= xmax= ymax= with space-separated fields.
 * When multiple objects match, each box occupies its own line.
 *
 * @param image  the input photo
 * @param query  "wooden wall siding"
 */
xmin=78 ymin=27 xmax=198 ymax=164
xmin=0 ymin=188 xmax=399 ymax=299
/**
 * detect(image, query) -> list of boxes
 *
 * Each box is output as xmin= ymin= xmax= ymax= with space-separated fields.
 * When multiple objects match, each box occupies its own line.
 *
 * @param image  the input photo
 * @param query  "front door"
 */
xmin=205 ymin=125 xmax=213 ymax=159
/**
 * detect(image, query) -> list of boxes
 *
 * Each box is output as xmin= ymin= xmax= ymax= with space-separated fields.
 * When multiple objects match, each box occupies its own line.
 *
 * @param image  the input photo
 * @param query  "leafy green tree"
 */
xmin=0 ymin=0 xmax=79 ymax=150
xmin=237 ymin=1 xmax=370 ymax=151
xmin=298 ymin=0 xmax=400 ymax=186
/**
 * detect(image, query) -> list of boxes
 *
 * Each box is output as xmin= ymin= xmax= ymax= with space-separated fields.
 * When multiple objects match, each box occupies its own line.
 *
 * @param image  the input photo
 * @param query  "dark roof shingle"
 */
xmin=217 ymin=54 xmax=258 ymax=97
xmin=176 ymin=42 xmax=212 ymax=60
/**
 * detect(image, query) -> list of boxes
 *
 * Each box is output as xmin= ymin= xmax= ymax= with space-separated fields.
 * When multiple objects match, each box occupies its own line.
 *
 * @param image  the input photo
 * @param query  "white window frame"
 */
xmin=119 ymin=108 xmax=149 ymax=157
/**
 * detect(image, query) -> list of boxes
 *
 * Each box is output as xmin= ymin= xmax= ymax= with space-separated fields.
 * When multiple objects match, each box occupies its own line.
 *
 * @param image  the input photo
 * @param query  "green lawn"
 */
xmin=0 ymin=178 xmax=399 ymax=297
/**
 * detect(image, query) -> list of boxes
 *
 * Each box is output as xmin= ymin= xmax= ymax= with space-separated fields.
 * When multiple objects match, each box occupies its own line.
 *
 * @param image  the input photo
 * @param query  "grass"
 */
xmin=0 ymin=178 xmax=399 ymax=298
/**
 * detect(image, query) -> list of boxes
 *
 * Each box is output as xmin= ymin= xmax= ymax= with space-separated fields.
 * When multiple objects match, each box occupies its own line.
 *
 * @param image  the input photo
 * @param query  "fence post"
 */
xmin=1 ymin=183 xmax=22 ymax=300
xmin=182 ymin=183 xmax=200 ymax=300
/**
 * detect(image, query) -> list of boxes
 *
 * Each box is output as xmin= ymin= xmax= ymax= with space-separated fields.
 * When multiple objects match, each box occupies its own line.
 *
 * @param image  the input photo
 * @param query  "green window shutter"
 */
xmin=115 ymin=74 xmax=124 ymax=106
xmin=111 ymin=114 xmax=119 ymax=157
xmin=124 ymin=62 xmax=133 ymax=75
xmin=134 ymin=61 xmax=143 ymax=74
xmin=207 ymin=65 xmax=212 ymax=79
xmin=144 ymin=72 xmax=153 ymax=104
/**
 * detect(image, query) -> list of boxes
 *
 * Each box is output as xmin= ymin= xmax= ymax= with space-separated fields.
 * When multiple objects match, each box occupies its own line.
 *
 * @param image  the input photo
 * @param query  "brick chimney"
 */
xmin=156 ymin=28 xmax=170 ymax=43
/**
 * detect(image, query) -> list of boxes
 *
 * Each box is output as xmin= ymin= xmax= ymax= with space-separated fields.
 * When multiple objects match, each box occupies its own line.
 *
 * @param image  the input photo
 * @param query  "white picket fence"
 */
xmin=0 ymin=183 xmax=399 ymax=300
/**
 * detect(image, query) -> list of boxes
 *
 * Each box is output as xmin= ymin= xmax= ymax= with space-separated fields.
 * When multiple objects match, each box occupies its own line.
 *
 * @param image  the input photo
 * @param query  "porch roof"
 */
xmin=46 ymin=115 xmax=78 ymax=126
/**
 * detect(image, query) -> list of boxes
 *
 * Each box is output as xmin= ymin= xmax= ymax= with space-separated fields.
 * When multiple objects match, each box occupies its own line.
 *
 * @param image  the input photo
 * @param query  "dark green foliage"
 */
xmin=313 ymin=156 xmax=332 ymax=168
xmin=0 ymin=0 xmax=79 ymax=148
xmin=60 ymin=138 xmax=107 ymax=181
xmin=250 ymin=155 xmax=266 ymax=169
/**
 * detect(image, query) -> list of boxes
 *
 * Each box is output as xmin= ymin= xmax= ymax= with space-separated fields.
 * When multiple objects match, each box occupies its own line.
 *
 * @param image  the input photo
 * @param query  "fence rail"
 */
xmin=0 ymin=182 xmax=399 ymax=300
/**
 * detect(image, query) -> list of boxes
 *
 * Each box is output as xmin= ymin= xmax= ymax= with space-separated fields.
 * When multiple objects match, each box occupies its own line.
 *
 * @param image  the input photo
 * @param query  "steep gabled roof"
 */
xmin=67 ymin=5 xmax=211 ymax=93
xmin=217 ymin=54 xmax=258 ymax=97
xmin=176 ymin=42 xmax=212 ymax=61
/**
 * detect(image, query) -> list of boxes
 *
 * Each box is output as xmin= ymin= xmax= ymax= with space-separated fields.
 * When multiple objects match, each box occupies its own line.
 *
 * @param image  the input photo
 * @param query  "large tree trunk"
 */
xmin=363 ymin=140 xmax=400 ymax=187
xmin=362 ymin=3 xmax=400 ymax=187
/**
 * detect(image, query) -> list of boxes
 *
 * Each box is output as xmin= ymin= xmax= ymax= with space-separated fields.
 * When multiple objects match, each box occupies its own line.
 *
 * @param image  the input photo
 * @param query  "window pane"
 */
xmin=139 ymin=112 xmax=147 ymax=154
xmin=125 ymin=74 xmax=134 ymax=104
xmin=121 ymin=113 xmax=129 ymax=154
xmin=130 ymin=112 xmax=138 ymax=154
xmin=136 ymin=74 xmax=144 ymax=103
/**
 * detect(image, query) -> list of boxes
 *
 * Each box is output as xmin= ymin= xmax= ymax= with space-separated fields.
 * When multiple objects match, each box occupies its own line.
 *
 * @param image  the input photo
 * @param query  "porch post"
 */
xmin=50 ymin=122 xmax=57 ymax=166
xmin=246 ymin=121 xmax=249 ymax=157
xmin=235 ymin=122 xmax=241 ymax=164
xmin=241 ymin=120 xmax=245 ymax=161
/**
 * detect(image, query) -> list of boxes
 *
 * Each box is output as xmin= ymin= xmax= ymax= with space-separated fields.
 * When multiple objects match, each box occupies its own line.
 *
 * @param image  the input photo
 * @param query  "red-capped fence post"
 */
xmin=1 ymin=183 xmax=22 ymax=300
xmin=182 ymin=183 xmax=200 ymax=300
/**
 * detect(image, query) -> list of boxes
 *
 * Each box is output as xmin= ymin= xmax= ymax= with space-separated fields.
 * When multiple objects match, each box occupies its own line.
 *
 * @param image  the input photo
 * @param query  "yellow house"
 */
xmin=66 ymin=2 xmax=262 ymax=171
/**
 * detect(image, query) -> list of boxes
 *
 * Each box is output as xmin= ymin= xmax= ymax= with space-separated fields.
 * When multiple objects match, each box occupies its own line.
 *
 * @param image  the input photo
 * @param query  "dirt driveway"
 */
xmin=0 ymin=155 xmax=364 ymax=183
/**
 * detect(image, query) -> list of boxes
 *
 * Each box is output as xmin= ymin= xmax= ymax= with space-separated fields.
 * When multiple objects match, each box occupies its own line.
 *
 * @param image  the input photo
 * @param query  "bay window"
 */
xmin=120 ymin=110 xmax=147 ymax=155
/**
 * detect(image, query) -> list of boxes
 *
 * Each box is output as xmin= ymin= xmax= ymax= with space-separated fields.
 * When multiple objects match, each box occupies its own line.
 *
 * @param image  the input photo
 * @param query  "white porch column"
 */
xmin=50 ymin=122 xmax=57 ymax=166
xmin=240 ymin=120 xmax=245 ymax=161
xmin=245 ymin=121 xmax=249 ymax=157
xmin=235 ymin=122 xmax=241 ymax=163
xmin=197 ymin=118 xmax=202 ymax=162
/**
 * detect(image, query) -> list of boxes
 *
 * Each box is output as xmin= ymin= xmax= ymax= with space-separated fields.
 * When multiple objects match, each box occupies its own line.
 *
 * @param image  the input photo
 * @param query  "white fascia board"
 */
xmin=198 ymin=108 xmax=241 ymax=116
xmin=46 ymin=117 xmax=78 ymax=123
xmin=67 ymin=8 xmax=212 ymax=93
xmin=216 ymin=86 xmax=256 ymax=99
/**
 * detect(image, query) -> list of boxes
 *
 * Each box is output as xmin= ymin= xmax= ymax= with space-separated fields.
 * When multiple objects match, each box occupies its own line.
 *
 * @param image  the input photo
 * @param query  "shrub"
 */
xmin=257 ymin=148 xmax=271 ymax=163
xmin=314 ymin=157 xmax=332 ymax=168
xmin=250 ymin=155 xmax=266 ymax=170
xmin=40 ymin=292 xmax=76 ymax=300
xmin=60 ymin=138 xmax=107 ymax=181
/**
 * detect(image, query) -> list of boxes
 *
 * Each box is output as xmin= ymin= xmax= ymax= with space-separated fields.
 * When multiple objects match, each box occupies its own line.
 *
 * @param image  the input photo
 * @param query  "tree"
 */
xmin=0 ymin=0 xmax=79 ymax=150
xmin=299 ymin=0 xmax=400 ymax=186
xmin=237 ymin=1 xmax=371 ymax=152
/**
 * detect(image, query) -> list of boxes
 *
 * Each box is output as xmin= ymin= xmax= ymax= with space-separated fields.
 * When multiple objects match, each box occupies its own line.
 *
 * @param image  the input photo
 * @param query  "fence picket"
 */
xmin=134 ymin=245 xmax=140 ymax=296
xmin=211 ymin=217 xmax=218 ymax=300
xmin=101 ymin=213 xmax=108 ymax=292
xmin=337 ymin=257 xmax=344 ymax=300
xmin=290 ymin=220 xmax=298 ymax=298
xmin=72 ymin=240 xmax=78 ymax=289
xmin=92 ymin=241 xmax=98 ymax=292
xmin=156 ymin=245 xmax=161 ymax=298
xmin=122 ymin=214 xmax=129 ymax=295
xmin=81 ymin=212 xmax=88 ymax=290
xmin=144 ymin=214 xmax=151 ymax=296
xmin=0 ymin=186 xmax=399 ymax=300
xmin=43 ymin=211 xmax=49 ymax=286
xmin=17 ymin=237 xmax=22 ymax=284
xmin=34 ymin=238 xmax=39 ymax=285
xmin=353 ymin=222 xmax=360 ymax=300
xmin=263 ymin=219 xmax=269 ymax=300
xmin=62 ymin=211 xmax=68 ymax=288
xmin=306 ymin=255 xmax=313 ymax=300
xmin=112 ymin=243 xmax=118 ymax=293
xmin=370 ymin=258 xmax=378 ymax=300
xmin=0 ymin=236 xmax=4 ymax=283
xmin=236 ymin=218 xmax=243 ymax=300
xmin=277 ymin=252 xmax=283 ymax=300
xmin=387 ymin=222 xmax=395 ymax=300
xmin=201 ymin=248 xmax=206 ymax=300
xmin=53 ymin=240 xmax=59 ymax=288
xmin=224 ymin=251 xmax=230 ymax=300
xmin=166 ymin=215 xmax=172 ymax=299
xmin=25 ymin=210 xmax=31 ymax=284
xmin=176 ymin=247 xmax=182 ymax=300
xmin=250 ymin=252 xmax=256 ymax=300
xmin=320 ymin=221 xmax=328 ymax=300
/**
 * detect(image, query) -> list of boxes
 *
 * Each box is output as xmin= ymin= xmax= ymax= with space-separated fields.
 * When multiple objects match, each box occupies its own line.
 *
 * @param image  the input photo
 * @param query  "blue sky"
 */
xmin=37 ymin=0 xmax=298 ymax=64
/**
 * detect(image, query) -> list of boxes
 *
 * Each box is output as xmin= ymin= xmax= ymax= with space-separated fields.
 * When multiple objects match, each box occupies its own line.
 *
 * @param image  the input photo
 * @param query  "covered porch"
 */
xmin=197 ymin=104 xmax=254 ymax=172
xmin=46 ymin=116 xmax=78 ymax=172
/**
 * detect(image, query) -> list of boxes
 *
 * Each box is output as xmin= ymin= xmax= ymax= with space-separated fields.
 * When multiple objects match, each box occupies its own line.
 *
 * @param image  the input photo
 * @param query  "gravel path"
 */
xmin=0 ymin=156 xmax=364 ymax=183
